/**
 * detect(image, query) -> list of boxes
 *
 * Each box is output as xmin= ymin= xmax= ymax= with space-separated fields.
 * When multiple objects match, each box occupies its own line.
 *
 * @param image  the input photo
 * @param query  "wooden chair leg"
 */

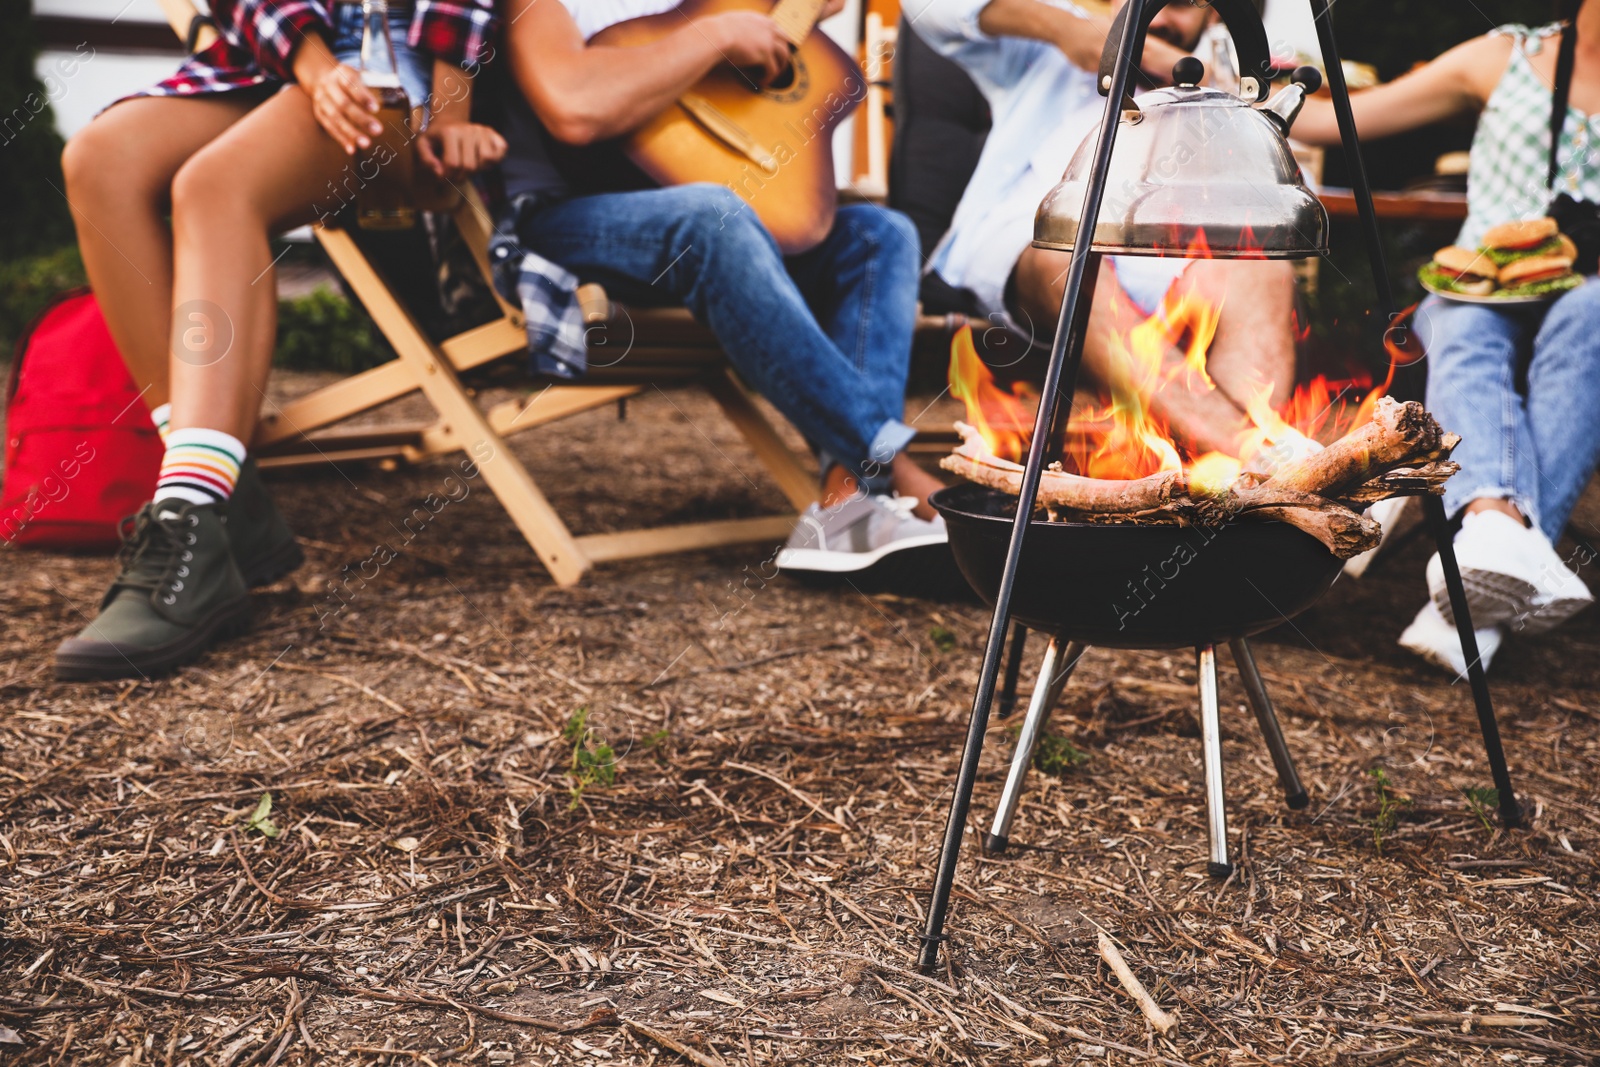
xmin=704 ymin=369 xmax=819 ymax=513
xmin=417 ymin=385 xmax=643 ymax=456
xmin=317 ymin=225 xmax=592 ymax=586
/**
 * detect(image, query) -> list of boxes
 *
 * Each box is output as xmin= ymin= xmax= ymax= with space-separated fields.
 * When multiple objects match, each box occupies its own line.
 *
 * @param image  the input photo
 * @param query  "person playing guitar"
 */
xmin=501 ymin=0 xmax=951 ymax=578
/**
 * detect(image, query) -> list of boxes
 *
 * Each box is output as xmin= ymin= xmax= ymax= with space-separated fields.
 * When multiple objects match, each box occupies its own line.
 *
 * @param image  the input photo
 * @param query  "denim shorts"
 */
xmin=328 ymin=2 xmax=432 ymax=115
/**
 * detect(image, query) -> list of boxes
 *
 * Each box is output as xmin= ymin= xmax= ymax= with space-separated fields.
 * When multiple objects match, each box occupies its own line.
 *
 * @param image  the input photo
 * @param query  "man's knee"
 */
xmin=838 ymin=204 xmax=919 ymax=255
xmin=676 ymin=183 xmax=765 ymax=241
xmin=1189 ymin=257 xmax=1293 ymax=305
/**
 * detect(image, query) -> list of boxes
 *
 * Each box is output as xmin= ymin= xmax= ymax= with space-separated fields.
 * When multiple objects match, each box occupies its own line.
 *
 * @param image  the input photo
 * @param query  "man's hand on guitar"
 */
xmin=702 ymin=10 xmax=791 ymax=85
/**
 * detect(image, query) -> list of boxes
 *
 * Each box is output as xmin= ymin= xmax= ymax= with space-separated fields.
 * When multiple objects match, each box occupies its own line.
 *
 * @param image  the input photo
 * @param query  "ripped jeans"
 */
xmin=1415 ymin=285 xmax=1600 ymax=543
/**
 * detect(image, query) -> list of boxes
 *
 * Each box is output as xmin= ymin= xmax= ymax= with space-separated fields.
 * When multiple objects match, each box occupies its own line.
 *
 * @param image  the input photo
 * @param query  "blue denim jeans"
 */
xmin=517 ymin=184 xmax=920 ymax=480
xmin=1415 ymin=286 xmax=1600 ymax=543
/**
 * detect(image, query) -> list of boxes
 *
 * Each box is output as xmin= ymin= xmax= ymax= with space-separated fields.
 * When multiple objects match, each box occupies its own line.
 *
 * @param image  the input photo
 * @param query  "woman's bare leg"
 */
xmin=166 ymin=86 xmax=354 ymax=439
xmin=61 ymin=95 xmax=257 ymax=407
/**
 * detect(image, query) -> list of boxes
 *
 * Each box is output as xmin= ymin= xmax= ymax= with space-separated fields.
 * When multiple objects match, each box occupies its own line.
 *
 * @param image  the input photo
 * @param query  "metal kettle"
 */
xmin=1034 ymin=0 xmax=1329 ymax=259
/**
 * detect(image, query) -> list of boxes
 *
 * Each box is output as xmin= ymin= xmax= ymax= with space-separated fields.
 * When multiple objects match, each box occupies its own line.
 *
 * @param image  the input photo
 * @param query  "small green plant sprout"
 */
xmin=1463 ymin=786 xmax=1501 ymax=833
xmin=1034 ymin=732 xmax=1089 ymax=775
xmin=564 ymin=707 xmax=618 ymax=812
xmin=1006 ymin=722 xmax=1089 ymax=776
xmin=1366 ymin=767 xmax=1410 ymax=855
xmin=245 ymin=793 xmax=281 ymax=839
xmin=928 ymin=625 xmax=957 ymax=653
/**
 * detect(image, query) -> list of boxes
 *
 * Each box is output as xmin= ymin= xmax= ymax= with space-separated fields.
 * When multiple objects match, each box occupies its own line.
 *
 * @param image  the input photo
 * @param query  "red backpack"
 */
xmin=3 ymin=289 xmax=163 ymax=549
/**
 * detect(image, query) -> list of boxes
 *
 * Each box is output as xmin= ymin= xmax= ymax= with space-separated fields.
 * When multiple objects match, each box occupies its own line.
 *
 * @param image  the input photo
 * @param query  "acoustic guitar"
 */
xmin=591 ymin=0 xmax=865 ymax=254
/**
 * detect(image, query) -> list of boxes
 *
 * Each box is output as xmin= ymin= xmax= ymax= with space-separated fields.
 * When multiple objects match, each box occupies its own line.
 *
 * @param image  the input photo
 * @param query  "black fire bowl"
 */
xmin=932 ymin=483 xmax=1343 ymax=649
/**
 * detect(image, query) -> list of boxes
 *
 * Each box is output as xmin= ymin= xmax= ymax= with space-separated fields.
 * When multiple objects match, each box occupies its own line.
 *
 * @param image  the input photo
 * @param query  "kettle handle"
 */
xmin=1098 ymin=0 xmax=1274 ymax=103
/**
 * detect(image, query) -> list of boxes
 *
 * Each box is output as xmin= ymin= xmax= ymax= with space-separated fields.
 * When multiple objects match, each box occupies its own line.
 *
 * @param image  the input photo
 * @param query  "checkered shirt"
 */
xmin=489 ymin=198 xmax=590 ymax=381
xmin=1459 ymin=22 xmax=1600 ymax=248
xmin=145 ymin=0 xmax=496 ymax=101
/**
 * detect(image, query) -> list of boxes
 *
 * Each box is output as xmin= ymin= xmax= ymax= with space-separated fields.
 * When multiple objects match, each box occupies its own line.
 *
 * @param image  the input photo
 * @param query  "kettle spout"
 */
xmin=1261 ymin=84 xmax=1309 ymax=132
xmin=1260 ymin=65 xmax=1323 ymax=134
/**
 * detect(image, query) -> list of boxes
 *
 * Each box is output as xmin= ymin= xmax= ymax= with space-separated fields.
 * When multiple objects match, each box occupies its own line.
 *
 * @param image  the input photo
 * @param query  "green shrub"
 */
xmin=0 ymin=244 xmax=84 ymax=355
xmin=0 ymin=6 xmax=75 ymax=262
xmin=0 ymin=253 xmax=388 ymax=375
xmin=273 ymin=286 xmax=390 ymax=373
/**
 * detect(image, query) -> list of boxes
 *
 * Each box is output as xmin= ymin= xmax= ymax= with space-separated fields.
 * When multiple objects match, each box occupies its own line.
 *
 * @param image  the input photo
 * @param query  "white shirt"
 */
xmin=911 ymin=0 xmax=1103 ymax=300
xmin=561 ymin=0 xmax=679 ymax=39
xmin=912 ymin=0 xmax=1189 ymax=318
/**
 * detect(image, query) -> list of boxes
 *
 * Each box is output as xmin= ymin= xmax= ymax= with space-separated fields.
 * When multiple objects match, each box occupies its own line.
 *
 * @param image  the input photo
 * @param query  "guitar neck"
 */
xmin=770 ymin=0 xmax=829 ymax=46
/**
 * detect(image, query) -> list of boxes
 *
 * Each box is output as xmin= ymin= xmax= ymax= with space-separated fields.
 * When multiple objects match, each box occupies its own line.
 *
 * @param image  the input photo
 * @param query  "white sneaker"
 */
xmin=1399 ymin=600 xmax=1503 ymax=678
xmin=1426 ymin=510 xmax=1593 ymax=633
xmin=777 ymin=494 xmax=948 ymax=575
xmin=1343 ymin=496 xmax=1413 ymax=579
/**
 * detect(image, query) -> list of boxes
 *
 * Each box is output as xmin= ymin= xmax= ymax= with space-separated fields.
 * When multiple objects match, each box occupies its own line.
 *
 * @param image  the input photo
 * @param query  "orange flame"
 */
xmin=948 ymin=324 xmax=1037 ymax=462
xmin=946 ymin=232 xmax=1391 ymax=489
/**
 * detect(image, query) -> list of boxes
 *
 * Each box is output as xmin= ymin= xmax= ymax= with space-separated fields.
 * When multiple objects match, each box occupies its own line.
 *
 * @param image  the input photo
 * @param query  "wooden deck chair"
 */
xmin=156 ymin=0 xmax=839 ymax=587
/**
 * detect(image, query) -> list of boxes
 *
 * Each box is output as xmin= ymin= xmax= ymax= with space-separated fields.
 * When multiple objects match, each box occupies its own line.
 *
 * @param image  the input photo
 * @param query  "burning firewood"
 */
xmin=1259 ymin=396 xmax=1459 ymax=499
xmin=940 ymin=397 xmax=1458 ymax=559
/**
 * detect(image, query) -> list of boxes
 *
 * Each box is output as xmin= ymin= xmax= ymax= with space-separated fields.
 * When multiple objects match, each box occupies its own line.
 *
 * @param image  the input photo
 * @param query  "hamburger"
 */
xmin=1420 ymin=245 xmax=1497 ymax=296
xmin=1498 ymin=253 xmax=1581 ymax=297
xmin=1480 ymin=217 xmax=1567 ymax=265
xmin=1419 ymin=217 xmax=1583 ymax=299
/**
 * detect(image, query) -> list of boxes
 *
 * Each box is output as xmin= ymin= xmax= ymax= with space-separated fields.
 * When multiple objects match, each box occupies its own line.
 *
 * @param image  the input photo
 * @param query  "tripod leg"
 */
xmin=1228 ymin=637 xmax=1309 ymax=810
xmin=915 ymin=0 xmax=1149 ymax=974
xmin=1305 ymin=0 xmax=1522 ymax=834
xmin=1197 ymin=644 xmax=1232 ymax=879
xmin=1422 ymin=495 xmax=1523 ymax=827
xmin=997 ymin=623 xmax=1029 ymax=720
xmin=986 ymin=639 xmax=1084 ymax=853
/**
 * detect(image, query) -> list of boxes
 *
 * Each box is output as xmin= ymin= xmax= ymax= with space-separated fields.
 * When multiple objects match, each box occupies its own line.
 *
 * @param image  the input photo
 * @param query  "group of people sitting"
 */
xmin=50 ymin=0 xmax=1600 ymax=682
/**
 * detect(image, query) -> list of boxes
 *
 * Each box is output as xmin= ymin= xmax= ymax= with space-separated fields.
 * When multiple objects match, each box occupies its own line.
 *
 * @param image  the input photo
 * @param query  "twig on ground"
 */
xmin=1098 ymin=932 xmax=1179 ymax=1037
xmin=622 ymin=1019 xmax=729 ymax=1067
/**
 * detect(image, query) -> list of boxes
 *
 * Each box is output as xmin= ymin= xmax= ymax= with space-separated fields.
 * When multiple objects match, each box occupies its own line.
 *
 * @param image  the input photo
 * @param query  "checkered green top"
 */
xmin=1459 ymin=23 xmax=1600 ymax=248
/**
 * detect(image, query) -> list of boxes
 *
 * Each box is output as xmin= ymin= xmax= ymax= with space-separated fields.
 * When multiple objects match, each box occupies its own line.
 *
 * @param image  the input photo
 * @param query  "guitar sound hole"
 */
xmin=767 ymin=61 xmax=796 ymax=92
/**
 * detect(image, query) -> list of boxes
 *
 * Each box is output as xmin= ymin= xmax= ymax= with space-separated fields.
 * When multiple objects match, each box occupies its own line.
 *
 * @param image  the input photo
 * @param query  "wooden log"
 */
xmin=941 ymin=423 xmax=1188 ymax=515
xmin=943 ymin=426 xmax=1382 ymax=556
xmin=1263 ymin=397 xmax=1450 ymax=498
xmin=1341 ymin=459 xmax=1460 ymax=506
xmin=1234 ymin=504 xmax=1380 ymax=558
xmin=937 ymin=395 xmax=1460 ymax=559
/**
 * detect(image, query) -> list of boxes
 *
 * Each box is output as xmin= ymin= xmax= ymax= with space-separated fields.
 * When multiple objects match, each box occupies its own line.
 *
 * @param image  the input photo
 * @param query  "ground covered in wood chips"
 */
xmin=3 ymin=376 xmax=1598 ymax=1066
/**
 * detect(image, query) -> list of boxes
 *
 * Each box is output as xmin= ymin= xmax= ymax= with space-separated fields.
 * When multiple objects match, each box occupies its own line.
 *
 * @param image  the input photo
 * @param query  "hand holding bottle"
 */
xmin=292 ymin=38 xmax=382 ymax=154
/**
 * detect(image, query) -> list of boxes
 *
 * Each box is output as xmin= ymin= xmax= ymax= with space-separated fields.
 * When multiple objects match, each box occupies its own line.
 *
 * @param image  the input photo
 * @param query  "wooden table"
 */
xmin=1319 ymin=186 xmax=1468 ymax=222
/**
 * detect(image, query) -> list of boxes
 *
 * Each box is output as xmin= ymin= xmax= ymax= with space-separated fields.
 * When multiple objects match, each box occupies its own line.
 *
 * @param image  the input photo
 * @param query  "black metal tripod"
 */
xmin=916 ymin=0 xmax=1522 ymax=976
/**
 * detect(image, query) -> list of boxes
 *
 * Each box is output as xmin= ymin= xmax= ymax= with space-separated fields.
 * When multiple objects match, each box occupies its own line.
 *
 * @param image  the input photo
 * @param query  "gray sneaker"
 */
xmin=777 ymin=494 xmax=948 ymax=576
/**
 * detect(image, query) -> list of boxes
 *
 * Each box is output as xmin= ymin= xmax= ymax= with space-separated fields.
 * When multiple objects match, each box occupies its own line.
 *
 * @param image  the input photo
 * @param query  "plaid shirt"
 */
xmin=489 ymin=197 xmax=590 ymax=380
xmin=147 ymin=0 xmax=495 ymax=100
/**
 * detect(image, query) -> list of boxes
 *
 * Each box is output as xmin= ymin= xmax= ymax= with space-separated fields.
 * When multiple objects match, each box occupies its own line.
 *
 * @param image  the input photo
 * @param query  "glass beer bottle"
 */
xmin=355 ymin=0 xmax=416 ymax=230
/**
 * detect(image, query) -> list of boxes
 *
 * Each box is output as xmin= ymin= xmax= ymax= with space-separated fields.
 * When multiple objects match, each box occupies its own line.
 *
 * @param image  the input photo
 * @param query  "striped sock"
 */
xmin=155 ymin=428 xmax=246 ymax=506
xmin=150 ymin=402 xmax=172 ymax=443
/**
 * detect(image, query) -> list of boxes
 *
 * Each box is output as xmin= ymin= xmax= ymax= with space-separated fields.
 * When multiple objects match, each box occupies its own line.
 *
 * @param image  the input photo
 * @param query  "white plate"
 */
xmin=1420 ymin=274 xmax=1580 ymax=306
